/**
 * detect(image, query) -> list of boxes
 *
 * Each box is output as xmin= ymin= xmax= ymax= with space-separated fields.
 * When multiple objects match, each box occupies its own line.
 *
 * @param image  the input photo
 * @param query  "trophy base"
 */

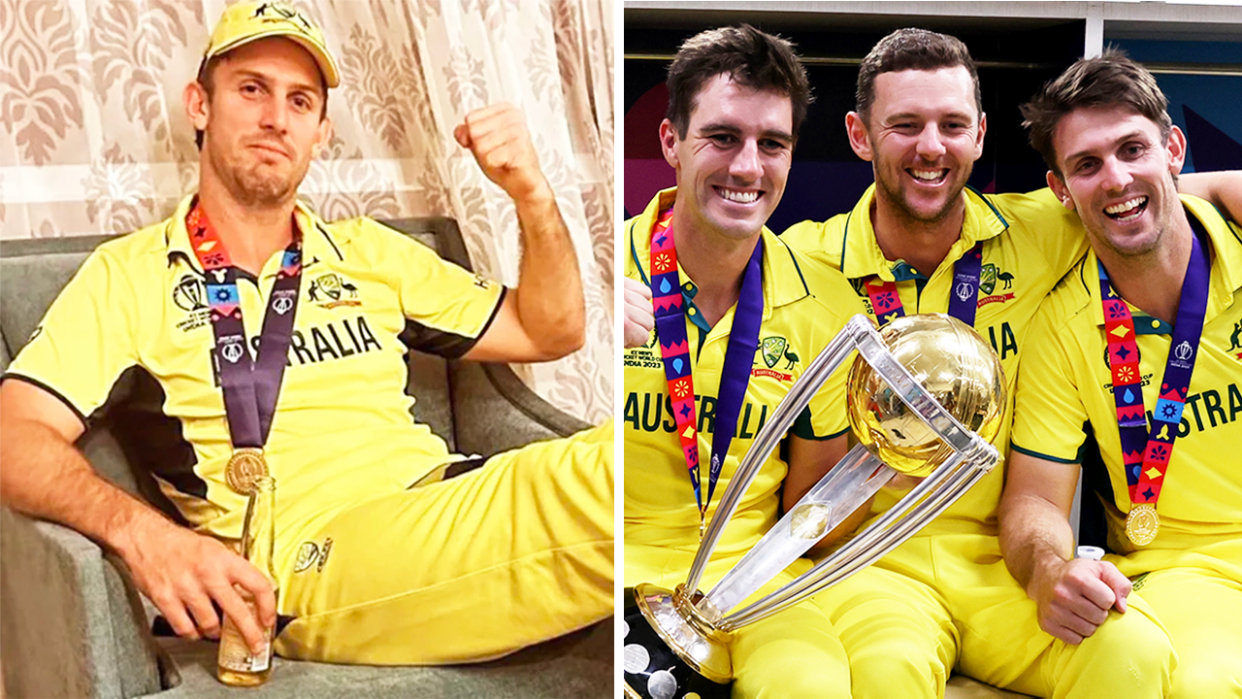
xmin=621 ymin=585 xmax=732 ymax=699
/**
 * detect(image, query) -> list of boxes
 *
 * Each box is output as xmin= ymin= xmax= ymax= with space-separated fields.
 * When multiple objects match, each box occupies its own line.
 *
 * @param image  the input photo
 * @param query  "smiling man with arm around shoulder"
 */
xmin=777 ymin=29 xmax=1198 ymax=698
xmin=1002 ymin=49 xmax=1242 ymax=698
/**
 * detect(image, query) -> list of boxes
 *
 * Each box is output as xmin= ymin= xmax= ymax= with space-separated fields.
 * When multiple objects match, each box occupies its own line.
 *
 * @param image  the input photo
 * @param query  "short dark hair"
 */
xmin=193 ymin=53 xmax=329 ymax=149
xmin=856 ymin=28 xmax=981 ymax=126
xmin=665 ymin=24 xmax=812 ymax=140
xmin=1021 ymin=48 xmax=1172 ymax=178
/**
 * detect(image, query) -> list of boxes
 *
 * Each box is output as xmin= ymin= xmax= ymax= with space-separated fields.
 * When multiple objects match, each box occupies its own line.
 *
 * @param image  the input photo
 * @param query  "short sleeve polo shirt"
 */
xmin=1012 ymin=195 xmax=1242 ymax=555
xmin=623 ymin=189 xmax=867 ymax=561
xmin=782 ymin=185 xmax=1089 ymax=535
xmin=5 ymin=195 xmax=505 ymax=541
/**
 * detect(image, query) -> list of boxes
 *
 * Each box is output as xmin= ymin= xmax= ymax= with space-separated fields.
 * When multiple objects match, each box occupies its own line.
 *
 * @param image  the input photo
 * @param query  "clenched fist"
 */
xmin=1029 ymin=557 xmax=1131 ymax=645
xmin=624 ymin=277 xmax=655 ymax=348
xmin=454 ymin=103 xmax=551 ymax=202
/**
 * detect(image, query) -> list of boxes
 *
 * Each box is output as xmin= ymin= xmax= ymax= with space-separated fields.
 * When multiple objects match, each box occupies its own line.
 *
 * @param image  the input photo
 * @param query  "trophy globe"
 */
xmin=623 ymin=314 xmax=1005 ymax=699
xmin=847 ymin=313 xmax=1005 ymax=477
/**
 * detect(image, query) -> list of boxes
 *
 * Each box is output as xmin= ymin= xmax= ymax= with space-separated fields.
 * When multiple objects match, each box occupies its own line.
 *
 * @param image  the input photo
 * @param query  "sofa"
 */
xmin=0 ymin=217 xmax=612 ymax=699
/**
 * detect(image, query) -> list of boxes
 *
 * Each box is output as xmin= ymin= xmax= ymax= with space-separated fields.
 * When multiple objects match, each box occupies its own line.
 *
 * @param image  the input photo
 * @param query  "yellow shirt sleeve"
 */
xmin=788 ymin=254 xmax=867 ymax=441
xmin=1010 ymin=290 xmax=1092 ymax=464
xmin=779 ymin=217 xmax=846 ymax=270
xmin=363 ymin=219 xmax=505 ymax=357
xmin=793 ymin=339 xmax=853 ymax=441
xmin=5 ymin=247 xmax=140 ymax=420
xmin=992 ymin=188 xmax=1090 ymax=281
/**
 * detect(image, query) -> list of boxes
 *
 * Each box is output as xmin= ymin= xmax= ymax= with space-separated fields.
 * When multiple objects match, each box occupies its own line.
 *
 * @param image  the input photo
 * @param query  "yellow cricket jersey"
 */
xmin=1012 ymin=195 xmax=1242 ymax=566
xmin=782 ymin=185 xmax=1088 ymax=536
xmin=624 ymin=189 xmax=867 ymax=574
xmin=4 ymin=195 xmax=504 ymax=544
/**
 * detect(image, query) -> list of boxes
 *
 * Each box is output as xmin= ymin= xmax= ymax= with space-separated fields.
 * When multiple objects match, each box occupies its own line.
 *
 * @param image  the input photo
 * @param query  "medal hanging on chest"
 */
xmin=864 ymin=242 xmax=983 ymax=328
xmin=1099 ymin=223 xmax=1210 ymax=546
xmin=649 ymin=208 xmax=766 ymax=540
xmin=187 ymin=202 xmax=303 ymax=494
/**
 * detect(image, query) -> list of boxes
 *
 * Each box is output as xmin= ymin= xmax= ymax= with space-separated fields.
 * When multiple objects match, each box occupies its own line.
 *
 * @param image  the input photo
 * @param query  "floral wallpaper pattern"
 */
xmin=0 ymin=0 xmax=614 ymax=424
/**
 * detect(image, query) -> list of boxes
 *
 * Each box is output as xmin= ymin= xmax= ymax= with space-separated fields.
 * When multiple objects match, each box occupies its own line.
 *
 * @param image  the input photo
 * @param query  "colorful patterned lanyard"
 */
xmin=187 ymin=202 xmax=303 ymax=456
xmin=1100 ymin=224 xmax=1209 ymax=546
xmin=649 ymin=208 xmax=765 ymax=539
xmin=864 ymin=242 xmax=983 ymax=327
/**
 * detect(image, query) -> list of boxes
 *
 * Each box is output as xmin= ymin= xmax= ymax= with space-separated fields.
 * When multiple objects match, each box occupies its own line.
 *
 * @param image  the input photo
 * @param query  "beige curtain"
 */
xmin=0 ymin=0 xmax=614 ymax=424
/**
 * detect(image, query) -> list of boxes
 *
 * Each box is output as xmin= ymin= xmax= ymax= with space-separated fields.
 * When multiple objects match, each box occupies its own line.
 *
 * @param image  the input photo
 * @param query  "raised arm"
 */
xmin=0 ymin=379 xmax=274 ymax=654
xmin=999 ymin=451 xmax=1131 ymax=645
xmin=1179 ymin=170 xmax=1242 ymax=222
xmin=454 ymin=103 xmax=585 ymax=363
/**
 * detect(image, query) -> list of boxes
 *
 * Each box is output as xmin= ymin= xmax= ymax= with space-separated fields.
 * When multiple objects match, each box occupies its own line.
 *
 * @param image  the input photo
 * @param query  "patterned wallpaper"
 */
xmin=0 ymin=0 xmax=614 ymax=423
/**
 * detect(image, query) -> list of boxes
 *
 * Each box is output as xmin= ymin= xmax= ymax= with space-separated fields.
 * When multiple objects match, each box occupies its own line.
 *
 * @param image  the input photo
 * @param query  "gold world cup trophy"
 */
xmin=622 ymin=314 xmax=1006 ymax=699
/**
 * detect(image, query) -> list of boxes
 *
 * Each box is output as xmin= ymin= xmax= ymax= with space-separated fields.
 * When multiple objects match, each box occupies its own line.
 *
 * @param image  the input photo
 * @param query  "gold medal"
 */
xmin=225 ymin=448 xmax=269 ymax=494
xmin=1125 ymin=503 xmax=1159 ymax=546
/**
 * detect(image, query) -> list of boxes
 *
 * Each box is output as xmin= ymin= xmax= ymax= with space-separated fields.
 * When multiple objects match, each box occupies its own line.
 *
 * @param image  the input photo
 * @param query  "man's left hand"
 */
xmin=455 ymin=103 xmax=550 ymax=202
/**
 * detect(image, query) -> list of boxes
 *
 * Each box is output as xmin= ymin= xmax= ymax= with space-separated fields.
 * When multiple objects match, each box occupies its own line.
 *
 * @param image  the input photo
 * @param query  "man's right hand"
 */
xmin=624 ymin=277 xmax=655 ymax=348
xmin=116 ymin=518 xmax=276 ymax=654
xmin=1028 ymin=556 xmax=1131 ymax=645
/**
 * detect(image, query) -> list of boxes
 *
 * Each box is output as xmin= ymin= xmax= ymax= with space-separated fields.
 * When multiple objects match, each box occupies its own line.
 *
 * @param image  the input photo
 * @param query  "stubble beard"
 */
xmin=1093 ymin=175 xmax=1180 ymax=262
xmin=873 ymin=147 xmax=970 ymax=228
xmin=207 ymin=140 xmax=299 ymax=209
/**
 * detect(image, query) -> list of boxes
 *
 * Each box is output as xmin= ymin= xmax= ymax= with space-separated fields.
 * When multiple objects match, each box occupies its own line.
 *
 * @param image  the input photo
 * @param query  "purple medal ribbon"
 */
xmin=707 ymin=241 xmax=766 ymax=509
xmin=650 ymin=212 xmax=765 ymax=522
xmin=1101 ymin=222 xmax=1209 ymax=503
xmin=189 ymin=204 xmax=302 ymax=449
xmin=947 ymin=242 xmax=983 ymax=326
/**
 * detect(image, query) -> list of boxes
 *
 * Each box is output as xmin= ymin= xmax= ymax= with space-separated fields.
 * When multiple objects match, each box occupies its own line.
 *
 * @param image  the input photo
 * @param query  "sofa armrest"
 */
xmin=0 ymin=507 xmax=161 ymax=699
xmin=449 ymin=361 xmax=593 ymax=457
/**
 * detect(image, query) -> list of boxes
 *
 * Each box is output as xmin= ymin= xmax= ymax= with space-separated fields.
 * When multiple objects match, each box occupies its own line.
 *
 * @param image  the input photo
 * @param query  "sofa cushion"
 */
xmin=144 ymin=619 xmax=612 ymax=699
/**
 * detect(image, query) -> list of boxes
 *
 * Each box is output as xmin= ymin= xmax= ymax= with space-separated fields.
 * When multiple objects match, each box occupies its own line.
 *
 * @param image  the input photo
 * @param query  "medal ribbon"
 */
xmin=1100 ymin=223 xmax=1209 ymax=507
xmin=865 ymin=242 xmax=983 ymax=327
xmin=649 ymin=208 xmax=765 ymax=527
xmin=187 ymin=202 xmax=302 ymax=449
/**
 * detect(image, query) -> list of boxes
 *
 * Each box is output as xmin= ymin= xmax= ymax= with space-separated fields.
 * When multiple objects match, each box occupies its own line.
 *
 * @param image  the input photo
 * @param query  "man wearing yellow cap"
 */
xmin=0 ymin=1 xmax=611 ymax=666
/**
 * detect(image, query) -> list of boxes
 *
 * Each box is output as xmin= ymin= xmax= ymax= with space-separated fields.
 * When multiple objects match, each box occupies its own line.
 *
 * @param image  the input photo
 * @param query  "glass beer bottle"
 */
xmin=217 ymin=476 xmax=278 ymax=686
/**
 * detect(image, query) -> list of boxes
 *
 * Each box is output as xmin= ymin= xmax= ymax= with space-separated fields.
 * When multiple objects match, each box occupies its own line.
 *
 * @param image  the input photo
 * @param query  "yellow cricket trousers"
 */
xmin=814 ymin=532 xmax=1176 ymax=699
xmin=1112 ymin=537 xmax=1242 ymax=698
xmin=272 ymin=422 xmax=614 ymax=664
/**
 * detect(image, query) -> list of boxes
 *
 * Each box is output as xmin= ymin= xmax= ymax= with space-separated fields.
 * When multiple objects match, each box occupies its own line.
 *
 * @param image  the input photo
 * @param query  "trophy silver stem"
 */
xmin=683 ymin=315 xmax=874 ymax=595
xmin=704 ymin=445 xmax=893 ymax=615
xmin=719 ymin=445 xmax=990 ymax=629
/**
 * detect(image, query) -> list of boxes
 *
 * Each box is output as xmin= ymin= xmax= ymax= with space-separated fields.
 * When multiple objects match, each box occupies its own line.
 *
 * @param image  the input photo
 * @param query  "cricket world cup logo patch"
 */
xmin=173 ymin=273 xmax=212 ymax=332
xmin=173 ymin=274 xmax=207 ymax=311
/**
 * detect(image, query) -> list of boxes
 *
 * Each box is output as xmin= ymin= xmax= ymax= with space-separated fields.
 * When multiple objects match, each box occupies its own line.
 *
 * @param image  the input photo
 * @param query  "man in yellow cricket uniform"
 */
xmin=622 ymin=26 xmax=867 ymax=698
xmin=1010 ymin=196 xmax=1242 ymax=696
xmin=625 ymin=190 xmax=865 ymax=697
xmin=782 ymin=29 xmax=1178 ymax=697
xmin=1004 ymin=51 xmax=1242 ymax=697
xmin=0 ymin=1 xmax=610 ymax=665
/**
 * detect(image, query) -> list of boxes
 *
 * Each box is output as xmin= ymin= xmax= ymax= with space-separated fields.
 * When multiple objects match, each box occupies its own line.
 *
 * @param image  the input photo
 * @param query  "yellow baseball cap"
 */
xmin=205 ymin=1 xmax=340 ymax=88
